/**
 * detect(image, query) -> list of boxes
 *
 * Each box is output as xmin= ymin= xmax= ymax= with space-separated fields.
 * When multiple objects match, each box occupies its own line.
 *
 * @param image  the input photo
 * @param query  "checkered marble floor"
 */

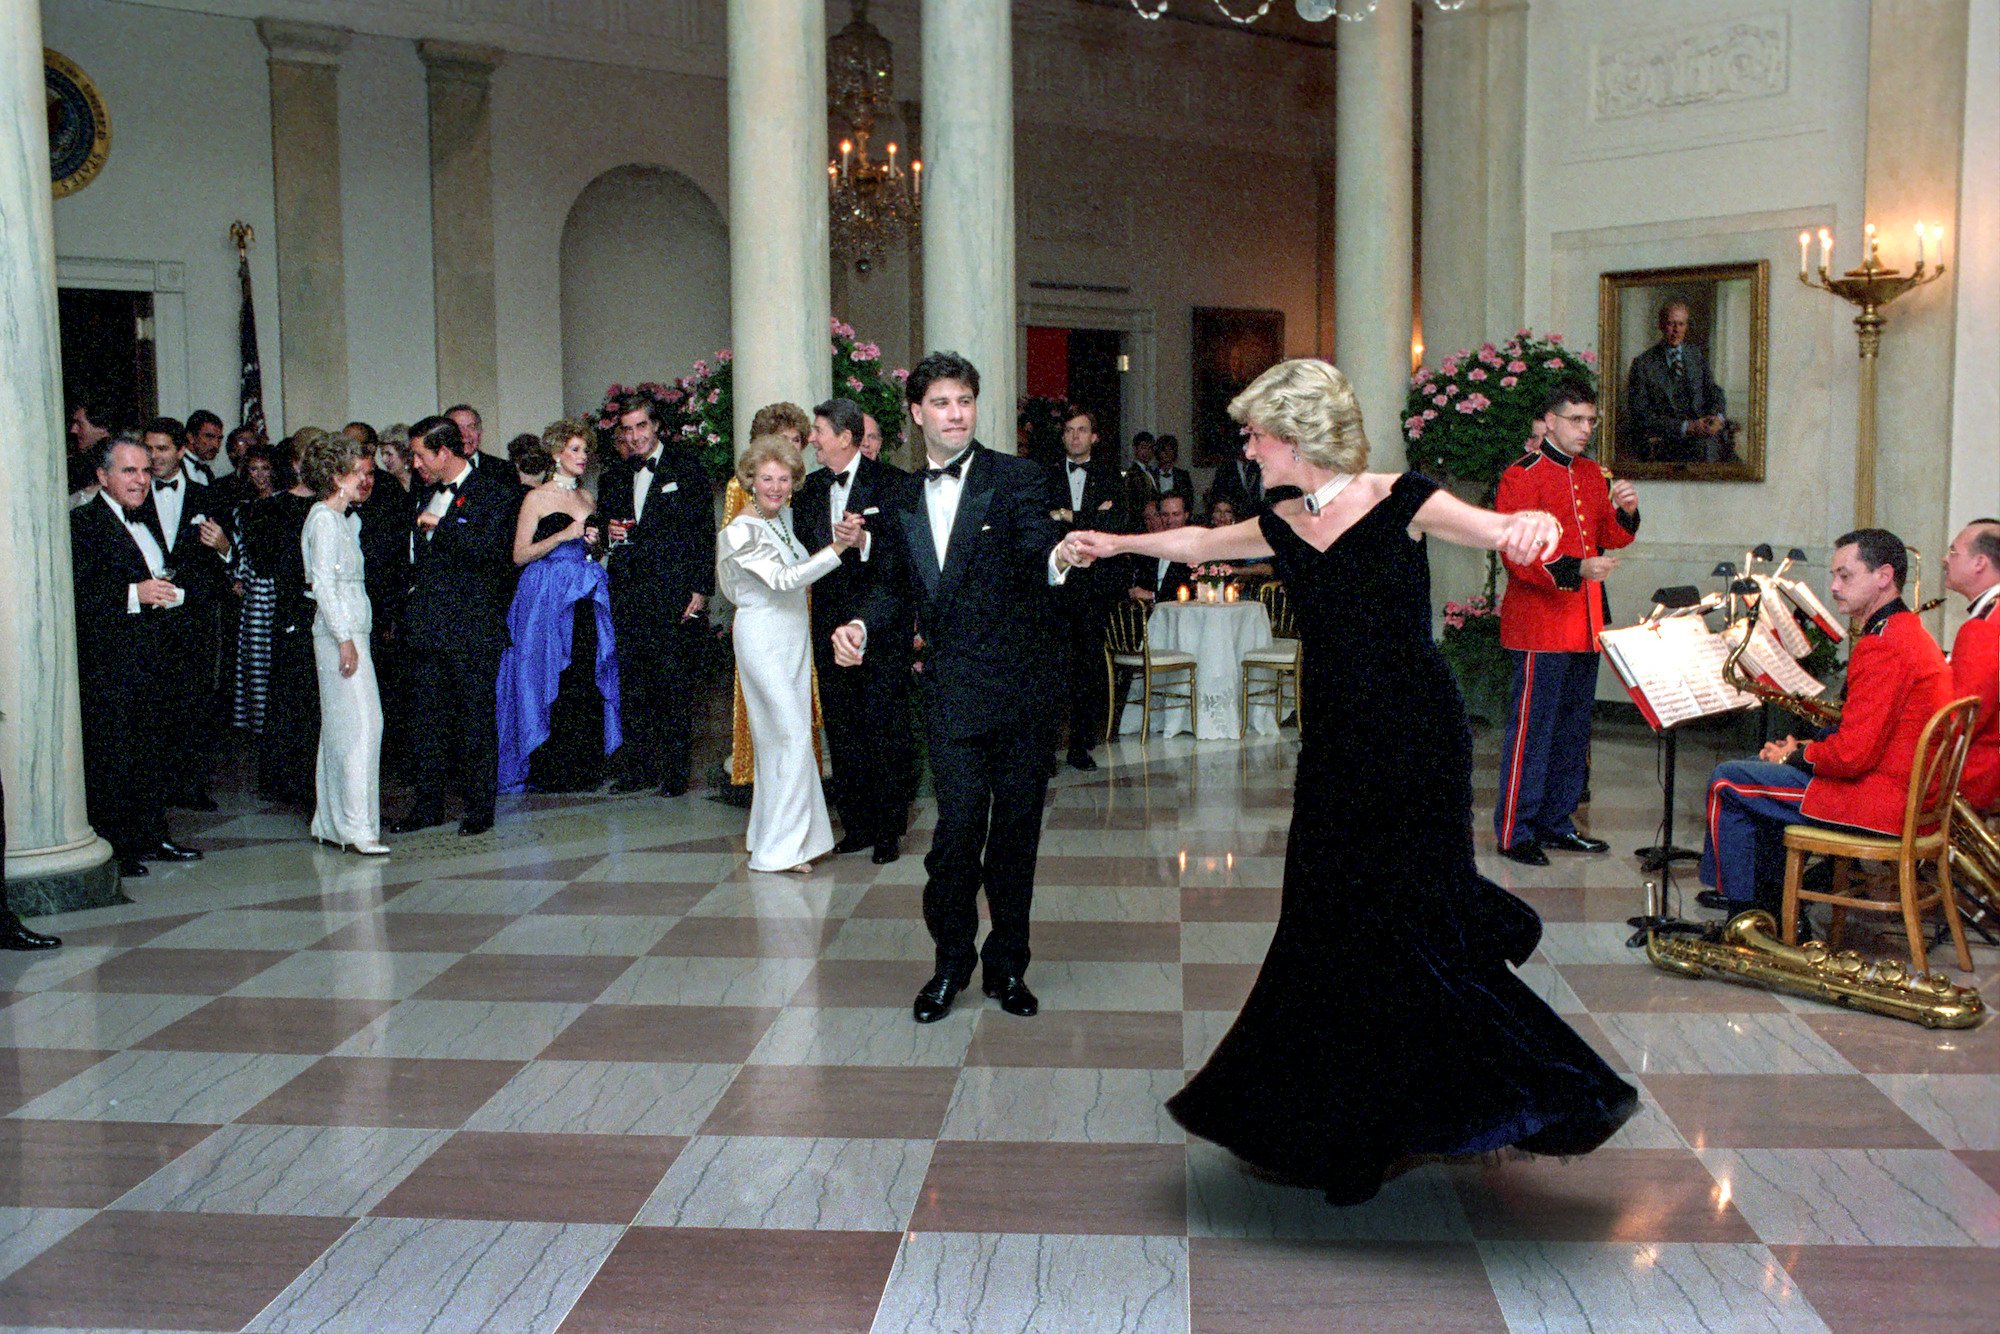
xmin=5 ymin=722 xmax=2000 ymax=1332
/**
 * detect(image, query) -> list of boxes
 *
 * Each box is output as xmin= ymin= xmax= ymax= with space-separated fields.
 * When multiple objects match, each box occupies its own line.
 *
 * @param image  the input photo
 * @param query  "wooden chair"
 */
xmin=1104 ymin=600 xmax=1195 ymax=743
xmin=1780 ymin=696 xmax=1981 ymax=973
xmin=1240 ymin=581 xmax=1301 ymax=731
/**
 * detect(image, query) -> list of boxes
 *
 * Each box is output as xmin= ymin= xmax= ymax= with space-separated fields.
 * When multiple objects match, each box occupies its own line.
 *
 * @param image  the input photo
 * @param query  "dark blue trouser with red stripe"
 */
xmin=1494 ymin=649 xmax=1599 ymax=851
xmin=1698 ymin=759 xmax=1854 ymax=910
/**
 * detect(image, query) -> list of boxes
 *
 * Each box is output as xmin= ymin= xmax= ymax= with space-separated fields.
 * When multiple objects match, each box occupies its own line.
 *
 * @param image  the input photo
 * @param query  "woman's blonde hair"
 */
xmin=736 ymin=433 xmax=805 ymax=491
xmin=298 ymin=429 xmax=372 ymax=499
xmin=1227 ymin=358 xmax=1370 ymax=475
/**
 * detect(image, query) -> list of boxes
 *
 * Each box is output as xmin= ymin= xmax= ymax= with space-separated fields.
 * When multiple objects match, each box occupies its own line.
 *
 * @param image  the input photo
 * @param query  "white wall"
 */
xmin=46 ymin=0 xmax=280 ymax=432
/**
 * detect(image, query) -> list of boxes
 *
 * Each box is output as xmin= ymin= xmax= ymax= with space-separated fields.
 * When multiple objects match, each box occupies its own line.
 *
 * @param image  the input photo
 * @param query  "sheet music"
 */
xmin=1776 ymin=578 xmax=1845 ymax=642
xmin=1601 ymin=617 xmax=1758 ymax=730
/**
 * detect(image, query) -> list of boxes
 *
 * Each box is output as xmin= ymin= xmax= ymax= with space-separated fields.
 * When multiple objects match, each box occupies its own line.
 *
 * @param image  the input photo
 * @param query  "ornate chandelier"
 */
xmin=827 ymin=0 xmax=920 ymax=274
xmin=1127 ymin=0 xmax=1467 ymax=23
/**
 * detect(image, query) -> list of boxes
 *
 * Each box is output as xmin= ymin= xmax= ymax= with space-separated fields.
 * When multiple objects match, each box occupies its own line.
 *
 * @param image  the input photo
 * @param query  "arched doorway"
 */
xmin=559 ymin=165 xmax=729 ymax=415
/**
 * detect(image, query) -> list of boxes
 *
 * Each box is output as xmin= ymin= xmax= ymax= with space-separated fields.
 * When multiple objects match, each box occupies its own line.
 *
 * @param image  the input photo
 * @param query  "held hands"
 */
xmin=832 ymin=512 xmax=866 ymax=552
xmin=1579 ymin=555 xmax=1620 ymax=582
xmin=1497 ymin=510 xmax=1562 ymax=565
xmin=338 ymin=640 xmax=359 ymax=679
xmin=1760 ymin=735 xmax=1801 ymax=764
xmin=831 ymin=623 xmax=866 ymax=668
xmin=136 ymin=577 xmax=179 ymax=607
xmin=1609 ymin=479 xmax=1639 ymax=513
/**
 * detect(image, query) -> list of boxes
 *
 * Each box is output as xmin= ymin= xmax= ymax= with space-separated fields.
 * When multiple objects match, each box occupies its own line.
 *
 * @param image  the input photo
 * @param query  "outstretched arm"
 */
xmin=1071 ymin=517 xmax=1272 ymax=565
xmin=1412 ymin=487 xmax=1561 ymax=564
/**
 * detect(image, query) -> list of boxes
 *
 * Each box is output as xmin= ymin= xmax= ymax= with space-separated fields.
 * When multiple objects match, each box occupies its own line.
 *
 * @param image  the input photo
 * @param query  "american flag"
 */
xmin=237 ymin=251 xmax=267 ymax=444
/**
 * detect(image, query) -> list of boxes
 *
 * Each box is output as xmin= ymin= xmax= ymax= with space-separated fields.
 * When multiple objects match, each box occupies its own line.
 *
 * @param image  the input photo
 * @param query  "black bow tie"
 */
xmin=1068 ymin=461 xmax=1088 ymax=474
xmin=830 ymin=470 xmax=851 ymax=487
xmin=156 ymin=479 xmax=179 ymax=492
xmin=923 ymin=457 xmax=966 ymax=483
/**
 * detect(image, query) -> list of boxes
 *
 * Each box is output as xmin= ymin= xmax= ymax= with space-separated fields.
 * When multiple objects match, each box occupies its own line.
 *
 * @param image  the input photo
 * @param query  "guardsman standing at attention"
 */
xmin=1494 ymin=379 xmax=1640 ymax=866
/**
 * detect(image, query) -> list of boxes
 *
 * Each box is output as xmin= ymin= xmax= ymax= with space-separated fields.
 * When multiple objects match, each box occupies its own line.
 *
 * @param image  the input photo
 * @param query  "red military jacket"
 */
xmin=1799 ymin=602 xmax=1953 ymax=834
xmin=1496 ymin=442 xmax=1639 ymax=652
xmin=1951 ymin=586 xmax=2000 ymax=812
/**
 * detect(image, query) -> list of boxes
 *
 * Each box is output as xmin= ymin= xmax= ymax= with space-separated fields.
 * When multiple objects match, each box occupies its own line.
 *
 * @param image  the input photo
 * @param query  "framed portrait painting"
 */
xmin=1596 ymin=261 xmax=1767 ymax=482
xmin=1191 ymin=307 xmax=1283 ymax=467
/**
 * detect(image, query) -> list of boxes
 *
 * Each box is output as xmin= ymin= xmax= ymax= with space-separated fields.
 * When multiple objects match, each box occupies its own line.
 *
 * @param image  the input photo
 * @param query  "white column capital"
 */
xmin=256 ymin=19 xmax=352 ymax=68
xmin=418 ymin=40 xmax=506 ymax=87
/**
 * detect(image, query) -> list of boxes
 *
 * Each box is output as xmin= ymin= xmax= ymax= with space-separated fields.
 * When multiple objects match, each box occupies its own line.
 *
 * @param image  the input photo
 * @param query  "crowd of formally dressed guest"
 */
xmin=56 ymin=383 xmax=1268 ymax=881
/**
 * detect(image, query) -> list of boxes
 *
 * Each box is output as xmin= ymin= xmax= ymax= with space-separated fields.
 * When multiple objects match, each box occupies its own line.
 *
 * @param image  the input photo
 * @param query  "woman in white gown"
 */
xmin=299 ymin=432 xmax=387 ymax=855
xmin=717 ymin=434 xmax=864 ymax=872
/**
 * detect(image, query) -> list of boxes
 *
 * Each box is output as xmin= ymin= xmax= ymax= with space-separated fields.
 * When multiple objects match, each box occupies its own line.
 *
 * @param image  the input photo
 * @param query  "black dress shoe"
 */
xmin=833 ymin=833 xmax=873 ymax=856
xmin=458 ymin=815 xmax=494 ymax=837
xmin=0 ymin=922 xmax=60 ymax=951
xmin=117 ymin=857 xmax=149 ymax=878
xmin=1498 ymin=841 xmax=1549 ymax=867
xmin=140 ymin=841 xmax=202 ymax=863
xmin=912 ymin=970 xmax=970 ymax=1024
xmin=1067 ymin=751 xmax=1098 ymax=772
xmin=1541 ymin=832 xmax=1610 ymax=854
xmin=389 ymin=809 xmax=445 ymax=834
xmin=982 ymin=975 xmax=1040 ymax=1017
xmin=872 ymin=840 xmax=901 ymax=865
xmin=608 ymin=775 xmax=652 ymax=794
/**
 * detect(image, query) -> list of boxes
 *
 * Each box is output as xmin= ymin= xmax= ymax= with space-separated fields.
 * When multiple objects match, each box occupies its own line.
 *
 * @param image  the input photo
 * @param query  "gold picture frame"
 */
xmin=1597 ymin=260 xmax=1767 ymax=482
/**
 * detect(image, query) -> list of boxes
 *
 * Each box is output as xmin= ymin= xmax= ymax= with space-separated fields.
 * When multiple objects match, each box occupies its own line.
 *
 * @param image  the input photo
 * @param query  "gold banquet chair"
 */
xmin=1104 ymin=600 xmax=1195 ymax=743
xmin=1780 ymin=696 xmax=1981 ymax=974
xmin=1240 ymin=581 xmax=1301 ymax=731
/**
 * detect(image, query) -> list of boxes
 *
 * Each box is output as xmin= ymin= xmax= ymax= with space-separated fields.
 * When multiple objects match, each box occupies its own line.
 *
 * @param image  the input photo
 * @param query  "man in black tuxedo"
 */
xmin=1046 ymin=407 xmax=1129 ymax=771
xmin=390 ymin=416 xmax=517 ymax=836
xmin=833 ymin=352 xmax=1090 ymax=1024
xmin=598 ymin=392 xmax=715 ymax=797
xmin=143 ymin=417 xmax=234 ymax=810
xmin=70 ymin=436 xmax=204 ymax=877
xmin=797 ymin=397 xmax=911 ymax=864
xmin=1206 ymin=454 xmax=1266 ymax=519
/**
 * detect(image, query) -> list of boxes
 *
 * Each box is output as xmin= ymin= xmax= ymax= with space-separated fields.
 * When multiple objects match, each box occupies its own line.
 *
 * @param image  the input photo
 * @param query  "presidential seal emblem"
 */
xmin=46 ymin=48 xmax=110 ymax=199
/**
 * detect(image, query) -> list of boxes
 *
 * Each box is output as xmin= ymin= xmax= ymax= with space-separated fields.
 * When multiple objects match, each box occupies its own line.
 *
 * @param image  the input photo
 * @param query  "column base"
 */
xmin=7 ymin=857 xmax=129 ymax=918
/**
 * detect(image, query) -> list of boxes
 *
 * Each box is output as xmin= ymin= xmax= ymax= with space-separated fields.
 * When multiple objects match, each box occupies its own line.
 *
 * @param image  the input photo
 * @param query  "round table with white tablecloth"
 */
xmin=1117 ymin=599 xmax=1278 ymax=741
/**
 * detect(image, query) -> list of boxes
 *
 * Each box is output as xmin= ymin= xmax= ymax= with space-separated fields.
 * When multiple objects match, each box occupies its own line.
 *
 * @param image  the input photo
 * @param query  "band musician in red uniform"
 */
xmin=1943 ymin=517 xmax=2000 ymax=813
xmin=1697 ymin=529 xmax=1954 ymax=912
xmin=1492 ymin=380 xmax=1640 ymax=866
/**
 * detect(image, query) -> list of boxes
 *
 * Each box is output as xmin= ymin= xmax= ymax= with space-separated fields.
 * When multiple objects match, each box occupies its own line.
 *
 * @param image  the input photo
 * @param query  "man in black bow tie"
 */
xmin=832 ymin=352 xmax=1092 ymax=1024
xmin=69 ymin=435 xmax=205 ymax=877
xmin=1045 ymin=408 xmax=1128 ymax=770
xmin=598 ymin=392 xmax=715 ymax=797
xmin=390 ymin=416 xmax=517 ymax=836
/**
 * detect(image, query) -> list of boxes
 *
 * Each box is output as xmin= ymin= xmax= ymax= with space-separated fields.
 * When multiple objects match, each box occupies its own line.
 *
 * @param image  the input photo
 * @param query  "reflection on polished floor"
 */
xmin=3 ymin=722 xmax=1999 ymax=1332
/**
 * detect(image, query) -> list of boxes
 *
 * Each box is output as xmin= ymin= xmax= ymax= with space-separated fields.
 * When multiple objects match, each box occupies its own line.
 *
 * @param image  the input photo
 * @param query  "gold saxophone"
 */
xmin=1648 ymin=911 xmax=1985 ymax=1028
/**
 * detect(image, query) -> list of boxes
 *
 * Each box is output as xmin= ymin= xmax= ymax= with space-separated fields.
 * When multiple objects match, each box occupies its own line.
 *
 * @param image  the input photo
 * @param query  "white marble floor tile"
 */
xmin=1178 ymin=922 xmax=1274 ymax=966
xmin=244 ymin=1216 xmax=622 ymax=1334
xmin=941 ymin=1068 xmax=1186 ymax=1144
xmin=142 ymin=910 xmax=353 ymax=952
xmin=0 ymin=1205 xmax=95 ymax=1281
xmin=471 ymin=914 xmax=676 ymax=957
xmin=748 ymin=1005 xmax=978 ymax=1067
xmin=224 ymin=951 xmax=461 ymax=1001
xmin=9 ymin=1049 xmax=317 ymax=1123
xmin=684 ymin=880 xmax=870 ymax=919
xmin=821 ymin=917 xmax=937 ymax=961
xmin=113 ymin=1123 xmax=447 ymax=1216
xmin=384 ymin=879 xmax=569 ymax=915
xmin=1024 ymin=962 xmax=1182 ymax=1013
xmin=593 ymin=955 xmax=813 ymax=1006
xmin=871 ymin=1233 xmax=1188 ymax=1334
xmin=1186 ymin=1143 xmax=1473 ymax=1242
xmin=1699 ymin=1147 xmax=2000 ymax=1246
xmin=330 ymin=1000 xmax=586 ymax=1060
xmin=464 ymin=1060 xmax=736 ymax=1135
xmin=1868 ymin=1074 xmax=2000 ymax=1149
xmin=1597 ymin=1013 xmax=1856 ymax=1075
xmin=636 ymin=1135 xmax=933 ymax=1230
xmin=1478 ymin=1241 xmax=1830 ymax=1333
xmin=0 ymin=989 xmax=209 ymax=1050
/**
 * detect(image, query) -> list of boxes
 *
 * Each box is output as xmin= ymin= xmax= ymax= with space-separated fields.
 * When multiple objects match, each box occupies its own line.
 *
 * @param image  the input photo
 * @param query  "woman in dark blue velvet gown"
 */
xmin=496 ymin=422 xmax=622 ymax=795
xmin=1074 ymin=359 xmax=1636 ymax=1204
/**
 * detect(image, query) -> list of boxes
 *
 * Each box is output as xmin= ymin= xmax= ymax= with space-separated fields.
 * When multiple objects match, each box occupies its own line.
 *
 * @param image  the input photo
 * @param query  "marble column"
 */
xmin=420 ymin=41 xmax=504 ymax=425
xmin=2 ymin=4 xmax=118 ymax=910
xmin=921 ymin=0 xmax=1016 ymax=426
xmin=726 ymin=0 xmax=831 ymax=446
xmin=1334 ymin=0 xmax=1415 ymax=470
xmin=258 ymin=20 xmax=351 ymax=434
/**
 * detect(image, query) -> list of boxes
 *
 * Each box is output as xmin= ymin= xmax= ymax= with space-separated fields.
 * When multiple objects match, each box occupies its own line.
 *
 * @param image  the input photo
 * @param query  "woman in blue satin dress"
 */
xmin=496 ymin=420 xmax=622 ymax=794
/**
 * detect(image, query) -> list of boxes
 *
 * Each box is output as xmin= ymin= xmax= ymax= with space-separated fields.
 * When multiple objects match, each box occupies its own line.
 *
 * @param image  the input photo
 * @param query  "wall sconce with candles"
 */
xmin=1799 ymin=221 xmax=1948 ymax=527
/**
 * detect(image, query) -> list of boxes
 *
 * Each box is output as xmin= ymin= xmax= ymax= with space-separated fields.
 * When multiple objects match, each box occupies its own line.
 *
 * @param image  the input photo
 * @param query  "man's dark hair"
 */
xmin=443 ymin=403 xmax=481 ymax=426
xmin=1541 ymin=379 xmax=1598 ymax=417
xmin=905 ymin=351 xmax=980 ymax=406
xmin=409 ymin=414 xmax=464 ymax=459
xmin=185 ymin=409 xmax=223 ymax=438
xmin=1835 ymin=527 xmax=1909 ymax=591
xmin=1064 ymin=406 xmax=1098 ymax=433
xmin=1966 ymin=519 xmax=2000 ymax=568
xmin=813 ymin=397 xmax=866 ymax=444
xmin=142 ymin=415 xmax=186 ymax=445
xmin=344 ymin=420 xmax=380 ymax=448
xmin=612 ymin=392 xmax=660 ymax=428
